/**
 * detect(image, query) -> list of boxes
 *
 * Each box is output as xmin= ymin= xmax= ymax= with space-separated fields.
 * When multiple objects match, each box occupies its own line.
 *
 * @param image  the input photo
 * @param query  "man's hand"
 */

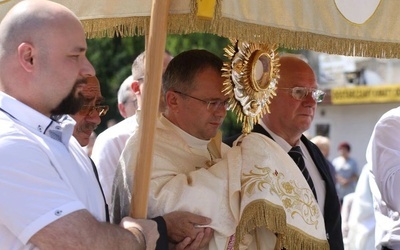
xmin=120 ymin=217 xmax=159 ymax=250
xmin=163 ymin=211 xmax=211 ymax=243
xmin=175 ymin=227 xmax=214 ymax=250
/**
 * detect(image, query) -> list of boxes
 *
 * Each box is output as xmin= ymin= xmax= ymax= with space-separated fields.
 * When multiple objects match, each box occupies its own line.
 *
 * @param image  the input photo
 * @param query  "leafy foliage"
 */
xmin=86 ymin=36 xmax=145 ymax=131
xmin=166 ymin=33 xmax=229 ymax=58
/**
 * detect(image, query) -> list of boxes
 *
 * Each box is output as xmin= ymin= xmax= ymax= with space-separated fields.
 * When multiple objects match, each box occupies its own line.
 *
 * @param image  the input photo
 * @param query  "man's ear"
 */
xmin=165 ymin=90 xmax=179 ymax=111
xmin=130 ymin=80 xmax=141 ymax=95
xmin=18 ymin=43 xmax=34 ymax=72
xmin=117 ymin=102 xmax=127 ymax=119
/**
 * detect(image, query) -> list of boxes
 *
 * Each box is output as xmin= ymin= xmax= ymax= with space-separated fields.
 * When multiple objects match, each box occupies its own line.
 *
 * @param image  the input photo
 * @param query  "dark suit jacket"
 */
xmin=224 ymin=124 xmax=344 ymax=250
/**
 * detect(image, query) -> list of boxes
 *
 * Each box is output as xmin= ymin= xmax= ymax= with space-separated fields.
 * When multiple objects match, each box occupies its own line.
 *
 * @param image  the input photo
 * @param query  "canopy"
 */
xmin=1 ymin=0 xmax=399 ymax=58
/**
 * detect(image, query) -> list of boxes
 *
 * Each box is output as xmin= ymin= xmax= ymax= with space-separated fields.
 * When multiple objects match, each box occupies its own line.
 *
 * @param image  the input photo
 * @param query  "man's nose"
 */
xmin=85 ymin=111 xmax=101 ymax=126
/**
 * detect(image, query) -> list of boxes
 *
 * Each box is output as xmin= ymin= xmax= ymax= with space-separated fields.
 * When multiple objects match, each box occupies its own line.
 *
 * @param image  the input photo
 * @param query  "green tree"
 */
xmin=166 ymin=33 xmax=229 ymax=58
xmin=86 ymin=36 xmax=145 ymax=132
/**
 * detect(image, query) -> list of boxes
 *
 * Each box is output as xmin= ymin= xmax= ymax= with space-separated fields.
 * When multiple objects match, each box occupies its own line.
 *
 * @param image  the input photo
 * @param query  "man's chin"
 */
xmin=77 ymin=138 xmax=89 ymax=147
xmin=51 ymin=86 xmax=85 ymax=116
xmin=204 ymin=131 xmax=219 ymax=140
xmin=73 ymin=132 xmax=90 ymax=147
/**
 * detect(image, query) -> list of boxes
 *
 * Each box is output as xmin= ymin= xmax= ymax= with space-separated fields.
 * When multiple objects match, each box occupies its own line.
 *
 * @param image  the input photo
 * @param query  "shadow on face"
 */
xmin=71 ymin=76 xmax=104 ymax=146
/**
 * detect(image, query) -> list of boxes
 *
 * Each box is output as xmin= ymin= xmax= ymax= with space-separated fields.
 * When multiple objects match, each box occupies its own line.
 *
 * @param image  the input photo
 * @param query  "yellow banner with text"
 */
xmin=331 ymin=85 xmax=400 ymax=104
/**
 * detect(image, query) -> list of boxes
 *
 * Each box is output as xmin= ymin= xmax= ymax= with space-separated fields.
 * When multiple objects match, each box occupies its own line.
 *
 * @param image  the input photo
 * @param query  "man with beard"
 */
xmin=0 ymin=1 xmax=159 ymax=249
xmin=50 ymin=78 xmax=87 ymax=117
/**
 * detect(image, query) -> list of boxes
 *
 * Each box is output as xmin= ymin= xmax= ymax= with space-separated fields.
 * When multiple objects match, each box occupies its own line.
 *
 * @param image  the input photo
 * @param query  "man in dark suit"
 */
xmin=224 ymin=55 xmax=344 ymax=250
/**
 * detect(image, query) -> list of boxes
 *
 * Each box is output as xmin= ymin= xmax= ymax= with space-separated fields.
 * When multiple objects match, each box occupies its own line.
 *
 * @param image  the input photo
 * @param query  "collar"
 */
xmin=258 ymin=119 xmax=307 ymax=156
xmin=160 ymin=115 xmax=210 ymax=150
xmin=0 ymin=91 xmax=75 ymax=145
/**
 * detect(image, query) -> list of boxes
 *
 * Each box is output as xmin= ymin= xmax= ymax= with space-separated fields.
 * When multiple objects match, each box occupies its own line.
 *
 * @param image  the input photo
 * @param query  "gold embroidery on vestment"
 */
xmin=241 ymin=165 xmax=320 ymax=228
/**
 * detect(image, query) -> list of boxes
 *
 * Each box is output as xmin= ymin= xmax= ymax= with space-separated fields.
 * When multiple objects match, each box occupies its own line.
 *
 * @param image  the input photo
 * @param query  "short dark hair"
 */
xmin=162 ymin=49 xmax=223 ymax=95
xmin=338 ymin=142 xmax=351 ymax=152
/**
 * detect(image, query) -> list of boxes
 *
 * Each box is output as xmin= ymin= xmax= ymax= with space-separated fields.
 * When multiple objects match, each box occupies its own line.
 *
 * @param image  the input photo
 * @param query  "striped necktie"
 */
xmin=288 ymin=146 xmax=317 ymax=200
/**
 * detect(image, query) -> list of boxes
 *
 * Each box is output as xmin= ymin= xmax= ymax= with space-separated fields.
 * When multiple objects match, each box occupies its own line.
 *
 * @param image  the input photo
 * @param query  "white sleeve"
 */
xmin=370 ymin=114 xmax=400 ymax=212
xmin=0 ymin=135 xmax=85 ymax=244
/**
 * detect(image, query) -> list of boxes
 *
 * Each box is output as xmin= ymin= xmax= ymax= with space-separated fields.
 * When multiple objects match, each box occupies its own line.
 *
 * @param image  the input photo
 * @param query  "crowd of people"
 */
xmin=1 ymin=1 xmax=400 ymax=249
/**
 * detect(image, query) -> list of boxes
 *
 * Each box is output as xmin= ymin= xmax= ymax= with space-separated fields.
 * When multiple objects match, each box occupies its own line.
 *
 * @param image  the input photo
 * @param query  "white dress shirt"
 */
xmin=0 ymin=92 xmax=105 ymax=249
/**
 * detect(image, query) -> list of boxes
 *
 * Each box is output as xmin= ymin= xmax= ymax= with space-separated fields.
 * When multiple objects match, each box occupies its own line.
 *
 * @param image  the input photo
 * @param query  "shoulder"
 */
xmin=376 ymin=107 xmax=400 ymax=127
xmin=0 ymin=131 xmax=44 ymax=161
xmin=98 ymin=117 xmax=137 ymax=141
xmin=349 ymin=158 xmax=358 ymax=166
xmin=223 ymin=133 xmax=241 ymax=147
xmin=0 ymin=112 xmax=20 ymax=135
xmin=0 ymin=116 xmax=43 ymax=153
xmin=302 ymin=136 xmax=321 ymax=154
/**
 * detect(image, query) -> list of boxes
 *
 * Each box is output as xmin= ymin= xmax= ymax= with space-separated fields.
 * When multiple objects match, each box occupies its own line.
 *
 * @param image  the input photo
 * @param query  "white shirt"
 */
xmin=346 ymin=165 xmax=375 ymax=250
xmin=366 ymin=106 xmax=400 ymax=249
xmin=259 ymin=120 xmax=326 ymax=214
xmin=92 ymin=114 xmax=139 ymax=204
xmin=0 ymin=92 xmax=105 ymax=249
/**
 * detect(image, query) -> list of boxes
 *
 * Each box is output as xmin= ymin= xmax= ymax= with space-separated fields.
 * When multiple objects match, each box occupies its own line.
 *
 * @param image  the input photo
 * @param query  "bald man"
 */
xmin=0 ymin=1 xmax=158 ymax=249
xmin=224 ymin=55 xmax=343 ymax=249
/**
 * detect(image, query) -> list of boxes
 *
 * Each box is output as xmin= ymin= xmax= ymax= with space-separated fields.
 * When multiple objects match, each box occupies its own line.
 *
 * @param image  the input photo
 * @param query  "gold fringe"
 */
xmin=81 ymin=0 xmax=400 ymax=58
xmin=284 ymin=224 xmax=330 ymax=250
xmin=234 ymin=200 xmax=286 ymax=250
xmin=234 ymin=200 xmax=329 ymax=250
xmin=212 ymin=17 xmax=400 ymax=59
xmin=82 ymin=17 xmax=150 ymax=38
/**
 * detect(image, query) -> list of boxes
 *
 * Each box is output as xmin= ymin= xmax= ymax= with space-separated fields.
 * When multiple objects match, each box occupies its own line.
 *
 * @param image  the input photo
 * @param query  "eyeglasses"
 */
xmin=173 ymin=90 xmax=229 ymax=111
xmin=279 ymin=87 xmax=326 ymax=103
xmin=79 ymin=105 xmax=109 ymax=117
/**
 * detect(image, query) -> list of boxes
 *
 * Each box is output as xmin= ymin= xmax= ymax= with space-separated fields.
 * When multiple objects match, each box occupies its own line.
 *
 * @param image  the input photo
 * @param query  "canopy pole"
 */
xmin=130 ymin=0 xmax=171 ymax=218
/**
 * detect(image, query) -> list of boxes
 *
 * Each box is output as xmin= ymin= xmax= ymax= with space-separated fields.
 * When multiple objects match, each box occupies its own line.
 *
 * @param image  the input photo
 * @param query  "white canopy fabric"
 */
xmin=1 ymin=0 xmax=399 ymax=58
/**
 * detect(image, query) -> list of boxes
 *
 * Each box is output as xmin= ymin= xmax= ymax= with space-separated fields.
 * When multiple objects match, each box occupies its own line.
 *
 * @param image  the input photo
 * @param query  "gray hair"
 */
xmin=131 ymin=52 xmax=146 ymax=81
xmin=117 ymin=75 xmax=135 ymax=104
